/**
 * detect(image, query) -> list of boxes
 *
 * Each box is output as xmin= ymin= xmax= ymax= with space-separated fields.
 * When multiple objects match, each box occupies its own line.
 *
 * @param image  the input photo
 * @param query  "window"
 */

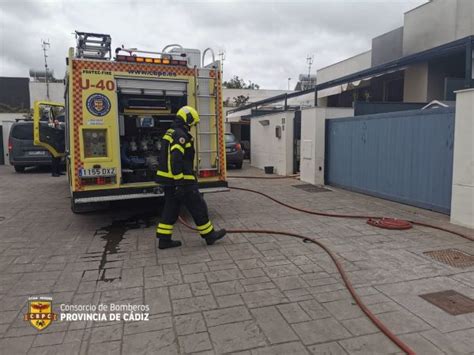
xmin=39 ymin=105 xmax=65 ymax=122
xmin=225 ymin=134 xmax=236 ymax=143
xmin=83 ymin=129 xmax=107 ymax=158
xmin=11 ymin=124 xmax=33 ymax=140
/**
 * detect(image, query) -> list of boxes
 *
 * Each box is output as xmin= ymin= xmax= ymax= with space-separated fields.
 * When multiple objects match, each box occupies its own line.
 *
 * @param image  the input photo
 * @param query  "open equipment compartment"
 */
xmin=117 ymin=78 xmax=188 ymax=184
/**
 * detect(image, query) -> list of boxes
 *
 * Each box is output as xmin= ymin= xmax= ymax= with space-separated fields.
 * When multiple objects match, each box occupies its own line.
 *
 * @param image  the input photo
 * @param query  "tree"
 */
xmin=223 ymin=76 xmax=245 ymax=89
xmin=246 ymin=81 xmax=260 ymax=90
xmin=223 ymin=75 xmax=260 ymax=90
xmin=233 ymin=95 xmax=250 ymax=107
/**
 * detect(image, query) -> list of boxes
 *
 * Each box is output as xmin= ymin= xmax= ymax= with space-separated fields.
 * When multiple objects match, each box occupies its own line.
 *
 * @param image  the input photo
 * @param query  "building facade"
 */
xmin=224 ymin=88 xmax=294 ymax=142
xmin=317 ymin=0 xmax=474 ymax=107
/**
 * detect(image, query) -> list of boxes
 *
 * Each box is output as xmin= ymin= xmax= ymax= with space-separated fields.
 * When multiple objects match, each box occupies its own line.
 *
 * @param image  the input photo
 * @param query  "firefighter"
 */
xmin=48 ymin=116 xmax=63 ymax=177
xmin=155 ymin=106 xmax=226 ymax=249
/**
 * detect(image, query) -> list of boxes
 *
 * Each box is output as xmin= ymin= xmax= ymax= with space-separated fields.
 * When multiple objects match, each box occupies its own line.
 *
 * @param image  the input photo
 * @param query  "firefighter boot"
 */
xmin=158 ymin=236 xmax=182 ymax=250
xmin=204 ymin=229 xmax=227 ymax=246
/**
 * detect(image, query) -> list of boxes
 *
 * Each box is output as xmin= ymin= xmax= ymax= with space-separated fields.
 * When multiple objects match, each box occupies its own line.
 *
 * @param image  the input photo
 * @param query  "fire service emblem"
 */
xmin=86 ymin=93 xmax=111 ymax=117
xmin=24 ymin=296 xmax=57 ymax=331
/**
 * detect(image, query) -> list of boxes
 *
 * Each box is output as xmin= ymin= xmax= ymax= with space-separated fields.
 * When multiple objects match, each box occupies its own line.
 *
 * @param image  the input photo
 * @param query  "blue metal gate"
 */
xmin=325 ymin=108 xmax=455 ymax=214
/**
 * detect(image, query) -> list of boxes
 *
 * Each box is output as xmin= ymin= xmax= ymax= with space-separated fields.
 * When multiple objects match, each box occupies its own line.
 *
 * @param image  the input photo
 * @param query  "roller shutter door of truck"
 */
xmin=116 ymin=79 xmax=187 ymax=96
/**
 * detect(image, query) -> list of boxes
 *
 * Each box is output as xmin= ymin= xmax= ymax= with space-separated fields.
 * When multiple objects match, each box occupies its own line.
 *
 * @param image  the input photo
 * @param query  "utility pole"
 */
xmin=42 ymin=39 xmax=50 ymax=100
xmin=288 ymin=77 xmax=292 ymax=90
xmin=218 ymin=50 xmax=226 ymax=75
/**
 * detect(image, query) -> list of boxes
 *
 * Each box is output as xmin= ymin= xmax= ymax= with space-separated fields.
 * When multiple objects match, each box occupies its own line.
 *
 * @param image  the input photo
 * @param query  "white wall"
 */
xmin=0 ymin=113 xmax=23 ymax=125
xmin=1 ymin=114 xmax=28 ymax=165
xmin=403 ymin=0 xmax=474 ymax=56
xmin=226 ymin=91 xmax=317 ymax=123
xmin=250 ymin=111 xmax=294 ymax=175
xmin=225 ymin=89 xmax=300 ymax=123
xmin=450 ymin=88 xmax=474 ymax=228
xmin=223 ymin=89 xmax=292 ymax=106
xmin=317 ymin=51 xmax=371 ymax=85
xmin=29 ymin=81 xmax=65 ymax=106
xmin=1 ymin=119 xmax=15 ymax=165
xmin=300 ymin=107 xmax=354 ymax=185
xmin=403 ymin=63 xmax=429 ymax=102
xmin=456 ymin=0 xmax=474 ymax=40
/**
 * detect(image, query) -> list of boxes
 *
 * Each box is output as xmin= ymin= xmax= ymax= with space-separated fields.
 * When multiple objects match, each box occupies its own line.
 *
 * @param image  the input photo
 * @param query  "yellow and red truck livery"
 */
xmin=34 ymin=32 xmax=227 ymax=212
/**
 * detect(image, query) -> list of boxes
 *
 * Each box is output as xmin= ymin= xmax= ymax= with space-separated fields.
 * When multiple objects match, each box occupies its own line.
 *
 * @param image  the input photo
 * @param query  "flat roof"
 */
xmin=317 ymin=50 xmax=371 ymax=73
xmin=404 ymin=0 xmax=431 ymax=15
xmin=229 ymin=36 xmax=473 ymax=114
xmin=317 ymin=35 xmax=471 ymax=91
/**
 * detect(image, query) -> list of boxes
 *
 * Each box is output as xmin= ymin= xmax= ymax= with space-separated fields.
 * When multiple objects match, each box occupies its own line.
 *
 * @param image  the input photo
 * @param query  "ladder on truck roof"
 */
xmin=193 ymin=48 xmax=221 ymax=175
xmin=75 ymin=31 xmax=112 ymax=60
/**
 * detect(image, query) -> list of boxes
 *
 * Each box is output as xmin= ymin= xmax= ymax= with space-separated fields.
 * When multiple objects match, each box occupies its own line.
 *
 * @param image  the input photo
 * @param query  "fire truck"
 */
xmin=34 ymin=32 xmax=228 ymax=212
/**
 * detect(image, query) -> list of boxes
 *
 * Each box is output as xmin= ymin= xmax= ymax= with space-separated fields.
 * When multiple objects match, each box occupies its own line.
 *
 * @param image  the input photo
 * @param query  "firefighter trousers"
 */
xmin=156 ymin=184 xmax=215 ymax=239
xmin=51 ymin=156 xmax=61 ymax=176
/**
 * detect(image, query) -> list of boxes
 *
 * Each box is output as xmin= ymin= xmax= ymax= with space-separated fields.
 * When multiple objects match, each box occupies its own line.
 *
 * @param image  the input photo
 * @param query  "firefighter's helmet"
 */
xmin=177 ymin=106 xmax=200 ymax=126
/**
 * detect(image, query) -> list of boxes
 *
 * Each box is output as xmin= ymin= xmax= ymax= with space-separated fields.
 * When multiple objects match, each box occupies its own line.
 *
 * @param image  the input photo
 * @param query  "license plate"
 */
xmin=28 ymin=151 xmax=46 ymax=156
xmin=79 ymin=168 xmax=116 ymax=177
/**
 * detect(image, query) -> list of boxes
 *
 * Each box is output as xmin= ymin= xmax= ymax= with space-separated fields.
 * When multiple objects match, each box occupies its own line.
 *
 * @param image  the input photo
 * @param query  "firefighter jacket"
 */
xmin=156 ymin=122 xmax=196 ymax=185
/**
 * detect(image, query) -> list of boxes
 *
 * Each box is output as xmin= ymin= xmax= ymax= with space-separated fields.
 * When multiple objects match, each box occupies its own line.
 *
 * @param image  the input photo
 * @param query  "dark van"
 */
xmin=9 ymin=121 xmax=51 ymax=172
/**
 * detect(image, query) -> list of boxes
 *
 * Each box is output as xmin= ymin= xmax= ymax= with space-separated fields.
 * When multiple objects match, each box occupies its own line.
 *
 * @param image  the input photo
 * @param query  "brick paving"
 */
xmin=0 ymin=163 xmax=473 ymax=354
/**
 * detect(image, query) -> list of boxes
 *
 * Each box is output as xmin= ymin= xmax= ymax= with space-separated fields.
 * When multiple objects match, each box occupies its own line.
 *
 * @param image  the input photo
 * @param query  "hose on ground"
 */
xmin=229 ymin=186 xmax=474 ymax=243
xmin=227 ymin=174 xmax=299 ymax=180
xmin=178 ymin=216 xmax=416 ymax=355
xmin=230 ymin=186 xmax=380 ymax=219
xmin=409 ymin=221 xmax=473 ymax=242
xmin=176 ymin=178 xmax=471 ymax=354
xmin=367 ymin=218 xmax=413 ymax=230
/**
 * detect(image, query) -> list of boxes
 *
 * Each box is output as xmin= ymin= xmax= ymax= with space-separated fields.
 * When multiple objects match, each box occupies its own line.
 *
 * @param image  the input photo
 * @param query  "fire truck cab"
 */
xmin=34 ymin=32 xmax=228 ymax=213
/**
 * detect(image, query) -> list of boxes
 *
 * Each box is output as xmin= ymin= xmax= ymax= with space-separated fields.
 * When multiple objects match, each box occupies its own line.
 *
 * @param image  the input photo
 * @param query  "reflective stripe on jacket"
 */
xmin=156 ymin=125 xmax=196 ymax=185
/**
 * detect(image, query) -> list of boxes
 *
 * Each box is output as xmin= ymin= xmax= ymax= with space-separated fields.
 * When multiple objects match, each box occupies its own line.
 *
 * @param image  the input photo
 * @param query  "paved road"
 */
xmin=0 ymin=163 xmax=473 ymax=354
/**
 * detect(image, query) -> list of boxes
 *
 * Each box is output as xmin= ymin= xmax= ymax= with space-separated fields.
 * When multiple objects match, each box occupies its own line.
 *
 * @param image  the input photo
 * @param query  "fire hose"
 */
xmin=178 ymin=215 xmax=416 ymax=355
xmin=227 ymin=174 xmax=301 ymax=180
xmin=228 ymin=176 xmax=417 ymax=228
xmin=178 ymin=180 xmax=472 ymax=354
xmin=227 ymin=182 xmax=473 ymax=243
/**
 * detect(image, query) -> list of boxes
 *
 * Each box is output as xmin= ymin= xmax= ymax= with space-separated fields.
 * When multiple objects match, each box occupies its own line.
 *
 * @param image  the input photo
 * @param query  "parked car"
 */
xmin=9 ymin=121 xmax=52 ymax=172
xmin=225 ymin=133 xmax=244 ymax=169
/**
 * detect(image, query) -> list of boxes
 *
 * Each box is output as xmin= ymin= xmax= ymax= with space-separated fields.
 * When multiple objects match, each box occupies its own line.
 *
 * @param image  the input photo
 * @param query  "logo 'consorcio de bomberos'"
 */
xmin=86 ymin=93 xmax=111 ymax=117
xmin=24 ymin=296 xmax=57 ymax=331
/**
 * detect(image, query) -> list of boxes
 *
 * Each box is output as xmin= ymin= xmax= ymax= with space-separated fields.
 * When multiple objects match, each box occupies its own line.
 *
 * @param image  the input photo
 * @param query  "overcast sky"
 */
xmin=0 ymin=0 xmax=427 ymax=90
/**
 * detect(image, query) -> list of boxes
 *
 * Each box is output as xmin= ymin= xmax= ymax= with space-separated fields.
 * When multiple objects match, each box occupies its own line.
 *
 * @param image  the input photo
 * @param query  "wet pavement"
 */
xmin=0 ymin=163 xmax=473 ymax=354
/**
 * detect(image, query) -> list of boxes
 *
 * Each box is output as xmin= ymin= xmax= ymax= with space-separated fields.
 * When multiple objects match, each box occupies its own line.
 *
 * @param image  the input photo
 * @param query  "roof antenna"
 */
xmin=218 ymin=50 xmax=226 ymax=75
xmin=305 ymin=54 xmax=314 ymax=90
xmin=306 ymin=54 xmax=314 ymax=77
xmin=41 ymin=39 xmax=50 ymax=100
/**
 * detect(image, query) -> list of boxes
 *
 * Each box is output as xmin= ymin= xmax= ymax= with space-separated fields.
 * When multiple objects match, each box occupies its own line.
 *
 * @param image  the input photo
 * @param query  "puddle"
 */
xmin=94 ymin=212 xmax=157 ymax=282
